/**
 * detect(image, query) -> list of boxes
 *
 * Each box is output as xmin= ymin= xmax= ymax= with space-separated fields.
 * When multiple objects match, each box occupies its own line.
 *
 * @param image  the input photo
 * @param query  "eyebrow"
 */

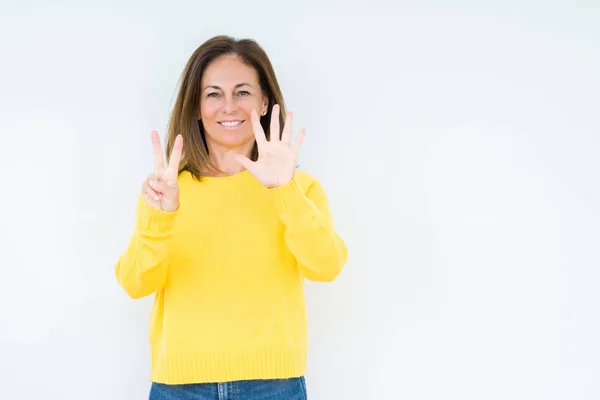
xmin=203 ymin=83 xmax=254 ymax=92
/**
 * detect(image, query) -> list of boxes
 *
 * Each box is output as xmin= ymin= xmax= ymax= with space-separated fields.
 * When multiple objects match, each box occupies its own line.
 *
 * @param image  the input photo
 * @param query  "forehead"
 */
xmin=201 ymin=55 xmax=259 ymax=87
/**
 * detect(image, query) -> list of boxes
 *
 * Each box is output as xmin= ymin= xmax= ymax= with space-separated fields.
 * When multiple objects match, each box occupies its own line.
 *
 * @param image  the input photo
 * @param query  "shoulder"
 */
xmin=293 ymin=169 xmax=321 ymax=191
xmin=177 ymin=170 xmax=197 ymax=184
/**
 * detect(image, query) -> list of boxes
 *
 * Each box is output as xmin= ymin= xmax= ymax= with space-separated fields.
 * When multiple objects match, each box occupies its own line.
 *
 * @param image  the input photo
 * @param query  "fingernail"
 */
xmin=154 ymin=195 xmax=160 ymax=201
xmin=149 ymin=181 xmax=156 ymax=187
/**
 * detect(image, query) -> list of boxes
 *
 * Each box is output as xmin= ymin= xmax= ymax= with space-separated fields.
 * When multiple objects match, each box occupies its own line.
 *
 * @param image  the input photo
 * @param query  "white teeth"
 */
xmin=220 ymin=121 xmax=242 ymax=127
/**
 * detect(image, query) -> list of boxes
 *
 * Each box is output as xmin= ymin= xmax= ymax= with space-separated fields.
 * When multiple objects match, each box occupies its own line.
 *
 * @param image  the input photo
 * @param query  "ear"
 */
xmin=262 ymin=96 xmax=269 ymax=115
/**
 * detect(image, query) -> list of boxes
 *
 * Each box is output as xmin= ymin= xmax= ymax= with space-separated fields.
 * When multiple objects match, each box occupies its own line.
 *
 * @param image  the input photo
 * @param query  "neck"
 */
xmin=204 ymin=140 xmax=254 ymax=177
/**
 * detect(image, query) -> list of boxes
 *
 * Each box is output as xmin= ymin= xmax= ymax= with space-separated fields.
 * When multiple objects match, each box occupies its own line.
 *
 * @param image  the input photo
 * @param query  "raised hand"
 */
xmin=232 ymin=104 xmax=305 ymax=188
xmin=141 ymin=130 xmax=183 ymax=212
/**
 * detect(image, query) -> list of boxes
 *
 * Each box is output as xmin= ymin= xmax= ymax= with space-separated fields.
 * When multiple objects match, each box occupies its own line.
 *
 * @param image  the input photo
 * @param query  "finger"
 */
xmin=168 ymin=134 xmax=183 ymax=170
xmin=148 ymin=179 xmax=175 ymax=193
xmin=142 ymin=192 xmax=161 ymax=208
xmin=270 ymin=104 xmax=280 ymax=141
xmin=281 ymin=110 xmax=293 ymax=144
xmin=142 ymin=182 xmax=162 ymax=202
xmin=292 ymin=128 xmax=305 ymax=153
xmin=251 ymin=109 xmax=267 ymax=148
xmin=151 ymin=130 xmax=165 ymax=171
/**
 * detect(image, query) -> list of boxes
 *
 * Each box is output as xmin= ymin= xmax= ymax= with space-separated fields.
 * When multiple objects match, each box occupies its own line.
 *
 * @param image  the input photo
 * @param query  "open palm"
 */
xmin=232 ymin=105 xmax=305 ymax=188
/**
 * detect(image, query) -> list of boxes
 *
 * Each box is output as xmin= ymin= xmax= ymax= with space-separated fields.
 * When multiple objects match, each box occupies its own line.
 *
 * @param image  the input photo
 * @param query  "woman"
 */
xmin=115 ymin=35 xmax=348 ymax=400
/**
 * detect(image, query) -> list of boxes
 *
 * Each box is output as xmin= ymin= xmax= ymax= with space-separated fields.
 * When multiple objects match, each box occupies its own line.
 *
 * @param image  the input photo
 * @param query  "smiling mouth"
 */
xmin=219 ymin=120 xmax=245 ymax=128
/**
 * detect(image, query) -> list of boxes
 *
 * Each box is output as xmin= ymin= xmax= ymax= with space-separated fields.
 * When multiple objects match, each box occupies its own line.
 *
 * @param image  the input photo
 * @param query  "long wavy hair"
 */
xmin=164 ymin=35 xmax=287 ymax=180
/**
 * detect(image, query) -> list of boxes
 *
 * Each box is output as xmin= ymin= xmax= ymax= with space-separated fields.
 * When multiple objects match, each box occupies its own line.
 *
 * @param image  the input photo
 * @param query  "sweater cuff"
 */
xmin=136 ymin=195 xmax=178 ymax=233
xmin=266 ymin=174 xmax=311 ymax=216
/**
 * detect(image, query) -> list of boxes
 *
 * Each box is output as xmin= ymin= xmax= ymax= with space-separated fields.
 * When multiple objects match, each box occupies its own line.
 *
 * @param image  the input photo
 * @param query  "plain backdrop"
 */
xmin=0 ymin=1 xmax=598 ymax=399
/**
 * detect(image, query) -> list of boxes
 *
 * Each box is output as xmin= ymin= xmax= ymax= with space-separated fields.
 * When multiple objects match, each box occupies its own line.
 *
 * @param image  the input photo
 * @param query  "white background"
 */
xmin=0 ymin=1 xmax=598 ymax=399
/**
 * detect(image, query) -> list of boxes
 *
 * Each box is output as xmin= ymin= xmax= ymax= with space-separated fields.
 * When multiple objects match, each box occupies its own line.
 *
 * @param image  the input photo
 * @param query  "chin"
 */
xmin=208 ymin=133 xmax=254 ymax=149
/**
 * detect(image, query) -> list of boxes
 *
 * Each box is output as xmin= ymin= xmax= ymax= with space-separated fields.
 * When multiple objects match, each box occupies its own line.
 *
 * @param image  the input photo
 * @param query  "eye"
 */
xmin=238 ymin=91 xmax=250 ymax=96
xmin=207 ymin=93 xmax=219 ymax=98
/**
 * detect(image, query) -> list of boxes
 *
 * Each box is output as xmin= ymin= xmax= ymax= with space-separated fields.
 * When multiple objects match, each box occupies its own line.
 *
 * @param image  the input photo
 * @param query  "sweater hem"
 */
xmin=150 ymin=347 xmax=308 ymax=384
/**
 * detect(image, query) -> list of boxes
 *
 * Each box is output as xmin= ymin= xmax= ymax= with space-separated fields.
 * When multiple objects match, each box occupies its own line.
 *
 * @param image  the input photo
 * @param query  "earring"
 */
xmin=262 ymin=110 xmax=267 ymax=116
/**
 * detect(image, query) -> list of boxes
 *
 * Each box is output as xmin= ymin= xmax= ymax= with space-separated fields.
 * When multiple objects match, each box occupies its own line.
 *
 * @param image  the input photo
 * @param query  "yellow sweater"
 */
xmin=115 ymin=169 xmax=347 ymax=384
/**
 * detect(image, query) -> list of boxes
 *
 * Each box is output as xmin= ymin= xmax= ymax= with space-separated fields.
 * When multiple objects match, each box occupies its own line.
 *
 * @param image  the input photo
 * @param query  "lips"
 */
xmin=219 ymin=120 xmax=242 ymax=125
xmin=218 ymin=120 xmax=245 ymax=129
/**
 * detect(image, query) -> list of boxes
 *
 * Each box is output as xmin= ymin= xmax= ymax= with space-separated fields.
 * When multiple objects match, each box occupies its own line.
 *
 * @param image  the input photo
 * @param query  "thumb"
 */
xmin=231 ymin=153 xmax=254 ymax=170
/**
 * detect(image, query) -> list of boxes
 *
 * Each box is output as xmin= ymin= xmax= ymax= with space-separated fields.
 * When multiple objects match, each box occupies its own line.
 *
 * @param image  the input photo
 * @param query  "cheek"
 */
xmin=239 ymin=98 xmax=262 ymax=112
xmin=200 ymin=103 xmax=218 ymax=121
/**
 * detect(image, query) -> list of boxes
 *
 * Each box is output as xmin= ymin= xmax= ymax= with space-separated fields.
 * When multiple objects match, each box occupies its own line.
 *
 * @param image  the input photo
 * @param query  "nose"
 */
xmin=222 ymin=94 xmax=237 ymax=114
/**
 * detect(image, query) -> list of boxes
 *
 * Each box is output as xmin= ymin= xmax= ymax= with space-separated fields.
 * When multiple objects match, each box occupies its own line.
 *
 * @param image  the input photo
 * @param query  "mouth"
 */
xmin=218 ymin=120 xmax=245 ymax=129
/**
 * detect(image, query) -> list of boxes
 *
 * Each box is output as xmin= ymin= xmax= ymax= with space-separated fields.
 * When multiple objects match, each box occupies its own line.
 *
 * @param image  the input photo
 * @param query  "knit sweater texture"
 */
xmin=115 ymin=169 xmax=347 ymax=384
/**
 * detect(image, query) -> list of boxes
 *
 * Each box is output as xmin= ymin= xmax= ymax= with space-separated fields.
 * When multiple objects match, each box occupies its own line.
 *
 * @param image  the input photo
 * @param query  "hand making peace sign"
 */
xmin=141 ymin=131 xmax=183 ymax=212
xmin=232 ymin=104 xmax=305 ymax=188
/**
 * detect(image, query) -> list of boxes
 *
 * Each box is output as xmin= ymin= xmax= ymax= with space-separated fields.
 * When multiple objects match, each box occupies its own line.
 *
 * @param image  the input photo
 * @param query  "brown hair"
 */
xmin=164 ymin=35 xmax=287 ymax=180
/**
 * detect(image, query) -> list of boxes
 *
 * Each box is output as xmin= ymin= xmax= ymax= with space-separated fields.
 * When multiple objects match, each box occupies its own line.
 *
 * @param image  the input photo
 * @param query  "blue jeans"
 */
xmin=149 ymin=376 xmax=307 ymax=399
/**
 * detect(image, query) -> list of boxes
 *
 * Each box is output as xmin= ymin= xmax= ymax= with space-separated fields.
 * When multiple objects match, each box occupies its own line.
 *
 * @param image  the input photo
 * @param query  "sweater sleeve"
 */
xmin=114 ymin=195 xmax=177 ymax=299
xmin=267 ymin=174 xmax=348 ymax=282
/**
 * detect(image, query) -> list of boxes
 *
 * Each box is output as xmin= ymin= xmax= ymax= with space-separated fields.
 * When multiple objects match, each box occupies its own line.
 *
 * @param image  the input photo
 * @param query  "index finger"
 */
xmin=151 ymin=130 xmax=165 ymax=171
xmin=168 ymin=134 xmax=183 ymax=170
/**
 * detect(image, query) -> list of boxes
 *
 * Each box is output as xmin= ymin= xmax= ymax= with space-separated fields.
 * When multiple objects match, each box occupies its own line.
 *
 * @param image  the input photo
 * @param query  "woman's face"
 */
xmin=199 ymin=54 xmax=268 ymax=152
